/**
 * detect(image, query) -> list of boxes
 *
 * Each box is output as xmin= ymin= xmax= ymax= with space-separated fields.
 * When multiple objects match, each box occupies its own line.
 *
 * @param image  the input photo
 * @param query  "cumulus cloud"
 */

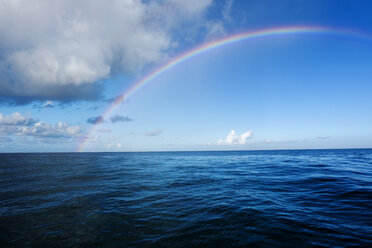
xmin=0 ymin=0 xmax=213 ymax=104
xmin=86 ymin=116 xmax=104 ymax=124
xmin=0 ymin=112 xmax=36 ymax=126
xmin=145 ymin=128 xmax=163 ymax=137
xmin=218 ymin=129 xmax=253 ymax=145
xmin=0 ymin=112 xmax=81 ymax=138
xmin=110 ymin=115 xmax=133 ymax=123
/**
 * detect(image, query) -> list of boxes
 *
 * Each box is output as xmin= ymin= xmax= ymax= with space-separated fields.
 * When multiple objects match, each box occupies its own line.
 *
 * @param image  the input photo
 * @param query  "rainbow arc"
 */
xmin=77 ymin=26 xmax=371 ymax=152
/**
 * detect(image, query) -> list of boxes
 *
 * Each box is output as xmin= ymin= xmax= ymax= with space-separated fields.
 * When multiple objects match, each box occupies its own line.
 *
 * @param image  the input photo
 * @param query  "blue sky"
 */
xmin=0 ymin=0 xmax=372 ymax=152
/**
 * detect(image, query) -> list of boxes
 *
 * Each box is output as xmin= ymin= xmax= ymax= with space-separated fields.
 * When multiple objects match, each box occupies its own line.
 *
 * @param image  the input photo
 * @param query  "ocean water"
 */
xmin=0 ymin=149 xmax=371 ymax=247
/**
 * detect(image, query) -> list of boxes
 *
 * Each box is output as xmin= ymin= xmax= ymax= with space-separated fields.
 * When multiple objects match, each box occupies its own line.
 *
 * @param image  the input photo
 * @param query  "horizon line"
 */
xmin=3 ymin=147 xmax=372 ymax=154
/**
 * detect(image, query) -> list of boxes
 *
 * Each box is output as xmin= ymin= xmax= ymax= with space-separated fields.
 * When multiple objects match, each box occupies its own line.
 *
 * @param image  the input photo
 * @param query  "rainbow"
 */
xmin=77 ymin=26 xmax=370 ymax=152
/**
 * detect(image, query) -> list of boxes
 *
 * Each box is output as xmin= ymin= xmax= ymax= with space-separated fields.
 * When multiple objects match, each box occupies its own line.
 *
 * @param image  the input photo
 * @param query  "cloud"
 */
xmin=222 ymin=0 xmax=234 ymax=23
xmin=110 ymin=115 xmax=133 ymax=123
xmin=103 ymin=95 xmax=131 ymax=106
xmin=218 ymin=129 xmax=253 ymax=145
xmin=204 ymin=21 xmax=227 ymax=40
xmin=203 ymin=0 xmax=234 ymax=41
xmin=0 ymin=112 xmax=36 ymax=126
xmin=0 ymin=0 xmax=213 ymax=104
xmin=86 ymin=115 xmax=132 ymax=124
xmin=86 ymin=116 xmax=104 ymax=124
xmin=43 ymin=101 xmax=54 ymax=108
xmin=317 ymin=136 xmax=331 ymax=140
xmin=105 ymin=142 xmax=123 ymax=150
xmin=145 ymin=128 xmax=163 ymax=137
xmin=0 ymin=112 xmax=81 ymax=138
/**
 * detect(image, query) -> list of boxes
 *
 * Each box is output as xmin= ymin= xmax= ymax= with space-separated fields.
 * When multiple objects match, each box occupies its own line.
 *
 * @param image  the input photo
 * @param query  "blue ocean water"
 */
xmin=0 ymin=149 xmax=371 ymax=247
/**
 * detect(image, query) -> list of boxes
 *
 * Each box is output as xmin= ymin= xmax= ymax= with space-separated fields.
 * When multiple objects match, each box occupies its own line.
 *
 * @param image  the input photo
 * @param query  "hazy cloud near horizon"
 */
xmin=0 ymin=112 xmax=81 ymax=138
xmin=0 ymin=0 xmax=214 ymax=104
xmin=145 ymin=128 xmax=163 ymax=137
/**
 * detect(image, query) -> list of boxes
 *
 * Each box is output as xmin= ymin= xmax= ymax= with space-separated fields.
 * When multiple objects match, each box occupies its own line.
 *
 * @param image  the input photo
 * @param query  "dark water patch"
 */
xmin=309 ymin=163 xmax=329 ymax=167
xmin=340 ymin=188 xmax=372 ymax=199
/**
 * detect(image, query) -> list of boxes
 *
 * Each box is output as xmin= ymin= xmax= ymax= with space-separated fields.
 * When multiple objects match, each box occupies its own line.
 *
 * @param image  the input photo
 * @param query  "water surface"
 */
xmin=1 ymin=149 xmax=371 ymax=247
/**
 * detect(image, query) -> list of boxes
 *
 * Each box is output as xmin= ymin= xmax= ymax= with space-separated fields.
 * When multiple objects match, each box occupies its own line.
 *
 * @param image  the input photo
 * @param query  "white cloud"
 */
xmin=218 ymin=129 xmax=253 ymax=145
xmin=0 ymin=112 xmax=36 ymax=126
xmin=20 ymin=121 xmax=81 ymax=138
xmin=44 ymin=101 xmax=54 ymax=108
xmin=0 ymin=112 xmax=81 ymax=138
xmin=0 ymin=0 xmax=213 ymax=103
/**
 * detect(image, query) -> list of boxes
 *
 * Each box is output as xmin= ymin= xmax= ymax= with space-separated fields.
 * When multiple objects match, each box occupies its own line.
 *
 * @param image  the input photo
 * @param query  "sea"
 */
xmin=0 ymin=149 xmax=371 ymax=247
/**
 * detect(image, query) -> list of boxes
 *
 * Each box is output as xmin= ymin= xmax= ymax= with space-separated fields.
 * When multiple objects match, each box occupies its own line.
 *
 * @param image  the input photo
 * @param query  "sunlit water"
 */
xmin=1 ymin=149 xmax=371 ymax=247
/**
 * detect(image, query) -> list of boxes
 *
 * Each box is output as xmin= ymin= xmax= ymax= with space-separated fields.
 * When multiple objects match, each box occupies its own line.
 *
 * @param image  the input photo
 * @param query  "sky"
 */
xmin=0 ymin=0 xmax=372 ymax=152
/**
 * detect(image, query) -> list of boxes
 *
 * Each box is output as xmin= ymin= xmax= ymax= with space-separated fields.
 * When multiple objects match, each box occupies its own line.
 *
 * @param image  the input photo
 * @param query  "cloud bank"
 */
xmin=0 ymin=112 xmax=81 ymax=138
xmin=218 ymin=129 xmax=253 ymax=145
xmin=0 ymin=0 xmax=213 ymax=104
